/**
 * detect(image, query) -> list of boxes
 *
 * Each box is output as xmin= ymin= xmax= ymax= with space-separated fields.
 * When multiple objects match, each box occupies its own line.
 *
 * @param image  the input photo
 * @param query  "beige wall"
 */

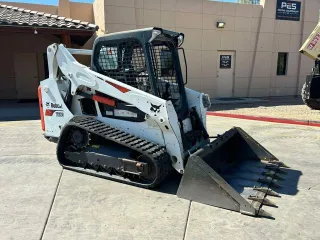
xmin=96 ymin=0 xmax=264 ymax=97
xmin=0 ymin=33 xmax=60 ymax=99
xmin=70 ymin=2 xmax=94 ymax=23
xmin=93 ymin=0 xmax=106 ymax=34
xmin=96 ymin=0 xmax=319 ymax=98
xmin=1 ymin=0 xmax=319 ymax=98
xmin=58 ymin=0 xmax=70 ymax=17
xmin=250 ymin=0 xmax=318 ymax=97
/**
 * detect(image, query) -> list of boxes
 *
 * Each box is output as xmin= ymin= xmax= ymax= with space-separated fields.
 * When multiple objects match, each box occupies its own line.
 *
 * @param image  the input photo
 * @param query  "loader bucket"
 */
xmin=177 ymin=127 xmax=287 ymax=217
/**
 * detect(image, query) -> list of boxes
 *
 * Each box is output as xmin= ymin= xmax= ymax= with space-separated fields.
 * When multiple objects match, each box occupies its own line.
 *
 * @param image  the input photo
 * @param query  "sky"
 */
xmin=1 ymin=0 xmax=94 ymax=5
xmin=1 ymin=0 xmax=240 ymax=6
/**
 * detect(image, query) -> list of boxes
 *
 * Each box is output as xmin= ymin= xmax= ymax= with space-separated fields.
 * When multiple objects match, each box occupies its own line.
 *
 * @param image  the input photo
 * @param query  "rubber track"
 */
xmin=301 ymin=82 xmax=320 ymax=110
xmin=57 ymin=116 xmax=172 ymax=189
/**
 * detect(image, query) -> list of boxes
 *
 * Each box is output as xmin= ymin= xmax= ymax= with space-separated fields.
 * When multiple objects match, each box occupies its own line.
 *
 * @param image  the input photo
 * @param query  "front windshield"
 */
xmin=149 ymin=41 xmax=182 ymax=110
xmin=95 ymin=38 xmax=185 ymax=113
xmin=98 ymin=46 xmax=118 ymax=70
xmin=96 ymin=40 xmax=152 ymax=94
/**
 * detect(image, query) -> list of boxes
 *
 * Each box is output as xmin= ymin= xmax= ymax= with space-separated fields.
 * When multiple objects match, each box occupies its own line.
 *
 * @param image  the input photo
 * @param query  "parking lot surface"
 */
xmin=1 ymin=114 xmax=320 ymax=240
xmin=210 ymin=97 xmax=320 ymax=123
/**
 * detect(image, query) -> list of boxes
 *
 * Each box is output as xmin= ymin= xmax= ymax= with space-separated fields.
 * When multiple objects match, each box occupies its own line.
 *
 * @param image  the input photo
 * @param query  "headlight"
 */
xmin=202 ymin=94 xmax=211 ymax=109
xmin=149 ymin=28 xmax=163 ymax=43
xmin=178 ymin=33 xmax=184 ymax=47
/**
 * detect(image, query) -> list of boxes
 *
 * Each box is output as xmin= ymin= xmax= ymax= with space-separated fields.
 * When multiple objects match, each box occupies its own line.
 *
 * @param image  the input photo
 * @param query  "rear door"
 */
xmin=217 ymin=51 xmax=235 ymax=98
xmin=14 ymin=52 xmax=39 ymax=100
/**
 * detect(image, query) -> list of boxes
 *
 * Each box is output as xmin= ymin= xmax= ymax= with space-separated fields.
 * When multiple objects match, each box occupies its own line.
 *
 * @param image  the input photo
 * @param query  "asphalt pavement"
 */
xmin=1 ymin=107 xmax=320 ymax=240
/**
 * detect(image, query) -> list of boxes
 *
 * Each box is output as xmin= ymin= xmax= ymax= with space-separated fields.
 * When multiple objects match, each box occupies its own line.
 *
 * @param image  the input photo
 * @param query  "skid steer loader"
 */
xmin=38 ymin=27 xmax=287 ymax=217
xmin=299 ymin=22 xmax=320 ymax=110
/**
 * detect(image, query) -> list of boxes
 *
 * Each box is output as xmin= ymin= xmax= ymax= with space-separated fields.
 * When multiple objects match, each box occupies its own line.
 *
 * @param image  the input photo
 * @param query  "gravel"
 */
xmin=209 ymin=97 xmax=320 ymax=123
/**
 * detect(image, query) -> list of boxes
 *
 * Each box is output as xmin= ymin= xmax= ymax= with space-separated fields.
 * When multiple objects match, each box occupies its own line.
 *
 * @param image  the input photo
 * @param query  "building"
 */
xmin=0 ymin=0 xmax=98 ymax=100
xmin=0 ymin=0 xmax=319 ymax=100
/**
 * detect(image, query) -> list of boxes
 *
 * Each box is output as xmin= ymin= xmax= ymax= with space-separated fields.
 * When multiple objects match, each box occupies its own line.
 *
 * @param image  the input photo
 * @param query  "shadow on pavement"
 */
xmin=157 ymin=172 xmax=182 ymax=195
xmin=278 ymin=168 xmax=303 ymax=195
xmin=0 ymin=101 xmax=40 ymax=121
xmin=157 ymin=166 xmax=302 ymax=197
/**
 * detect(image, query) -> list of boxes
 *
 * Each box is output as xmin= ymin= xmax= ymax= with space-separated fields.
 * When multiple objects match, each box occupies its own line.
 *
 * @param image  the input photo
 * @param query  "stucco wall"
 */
xmin=93 ymin=0 xmax=106 ymax=34
xmin=1 ymin=0 xmax=319 ymax=98
xmin=250 ymin=0 xmax=317 ymax=97
xmin=97 ymin=0 xmax=319 ymax=98
xmin=70 ymin=2 xmax=94 ymax=23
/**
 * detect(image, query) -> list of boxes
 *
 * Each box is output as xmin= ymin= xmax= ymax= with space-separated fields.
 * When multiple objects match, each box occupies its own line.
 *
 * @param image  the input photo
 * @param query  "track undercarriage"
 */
xmin=57 ymin=116 xmax=172 ymax=188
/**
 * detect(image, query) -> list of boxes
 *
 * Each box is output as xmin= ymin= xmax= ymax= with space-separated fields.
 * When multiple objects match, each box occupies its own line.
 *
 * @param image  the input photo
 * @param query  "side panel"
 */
xmin=185 ymin=87 xmax=207 ymax=128
xmin=40 ymin=78 xmax=74 ymax=137
xmin=164 ymin=101 xmax=186 ymax=172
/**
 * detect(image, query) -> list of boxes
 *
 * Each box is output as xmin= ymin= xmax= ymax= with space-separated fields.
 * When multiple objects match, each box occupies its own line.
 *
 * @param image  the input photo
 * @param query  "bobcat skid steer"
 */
xmin=38 ymin=27 xmax=287 ymax=217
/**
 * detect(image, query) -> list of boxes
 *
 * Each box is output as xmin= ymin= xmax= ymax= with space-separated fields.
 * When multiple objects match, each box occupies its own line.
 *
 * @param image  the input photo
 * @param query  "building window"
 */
xmin=277 ymin=53 xmax=288 ymax=76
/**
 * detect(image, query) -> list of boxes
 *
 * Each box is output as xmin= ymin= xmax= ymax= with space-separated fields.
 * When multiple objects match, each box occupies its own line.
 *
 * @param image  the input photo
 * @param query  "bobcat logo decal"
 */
xmin=150 ymin=103 xmax=161 ymax=116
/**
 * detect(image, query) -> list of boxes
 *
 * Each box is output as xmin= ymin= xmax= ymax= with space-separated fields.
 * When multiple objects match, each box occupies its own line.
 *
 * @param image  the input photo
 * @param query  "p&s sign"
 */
xmin=276 ymin=0 xmax=301 ymax=21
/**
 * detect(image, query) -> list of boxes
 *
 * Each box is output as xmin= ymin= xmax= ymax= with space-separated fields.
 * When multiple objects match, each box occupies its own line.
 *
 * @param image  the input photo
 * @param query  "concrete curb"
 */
xmin=207 ymin=112 xmax=320 ymax=127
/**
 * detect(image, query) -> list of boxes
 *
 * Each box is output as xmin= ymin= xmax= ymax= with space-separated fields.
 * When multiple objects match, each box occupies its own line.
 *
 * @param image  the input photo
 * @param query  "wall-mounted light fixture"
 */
xmin=216 ymin=22 xmax=225 ymax=28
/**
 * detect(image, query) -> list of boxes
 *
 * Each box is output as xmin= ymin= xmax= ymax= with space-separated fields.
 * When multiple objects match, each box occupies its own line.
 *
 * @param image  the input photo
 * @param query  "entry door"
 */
xmin=217 ymin=51 xmax=235 ymax=98
xmin=14 ymin=53 xmax=39 ymax=99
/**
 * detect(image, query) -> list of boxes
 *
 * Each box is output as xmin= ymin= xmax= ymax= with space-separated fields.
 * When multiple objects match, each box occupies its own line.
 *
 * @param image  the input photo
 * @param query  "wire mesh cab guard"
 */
xmin=92 ymin=37 xmax=185 ymax=110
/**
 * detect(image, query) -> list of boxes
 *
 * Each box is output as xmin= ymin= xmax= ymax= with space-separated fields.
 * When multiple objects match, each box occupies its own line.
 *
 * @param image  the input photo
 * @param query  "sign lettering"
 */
xmin=51 ymin=103 xmax=62 ymax=109
xmin=276 ymin=0 xmax=301 ymax=21
xmin=308 ymin=33 xmax=320 ymax=50
xmin=220 ymin=55 xmax=232 ymax=69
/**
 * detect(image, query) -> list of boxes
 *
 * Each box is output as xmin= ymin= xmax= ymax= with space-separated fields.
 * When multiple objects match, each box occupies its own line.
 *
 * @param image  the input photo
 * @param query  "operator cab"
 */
xmin=91 ymin=27 xmax=189 ymax=120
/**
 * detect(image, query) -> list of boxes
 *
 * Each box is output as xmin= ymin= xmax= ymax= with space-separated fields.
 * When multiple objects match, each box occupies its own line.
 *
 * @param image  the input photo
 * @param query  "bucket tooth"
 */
xmin=273 ymin=173 xmax=285 ymax=180
xmin=258 ymin=177 xmax=282 ymax=188
xmin=253 ymin=187 xmax=280 ymax=197
xmin=248 ymin=196 xmax=277 ymax=207
xmin=262 ymin=171 xmax=285 ymax=180
xmin=268 ymin=160 xmax=289 ymax=168
xmin=262 ymin=170 xmax=276 ymax=176
xmin=277 ymin=168 xmax=287 ymax=175
xmin=265 ymin=165 xmax=287 ymax=174
xmin=258 ymin=209 xmax=273 ymax=218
